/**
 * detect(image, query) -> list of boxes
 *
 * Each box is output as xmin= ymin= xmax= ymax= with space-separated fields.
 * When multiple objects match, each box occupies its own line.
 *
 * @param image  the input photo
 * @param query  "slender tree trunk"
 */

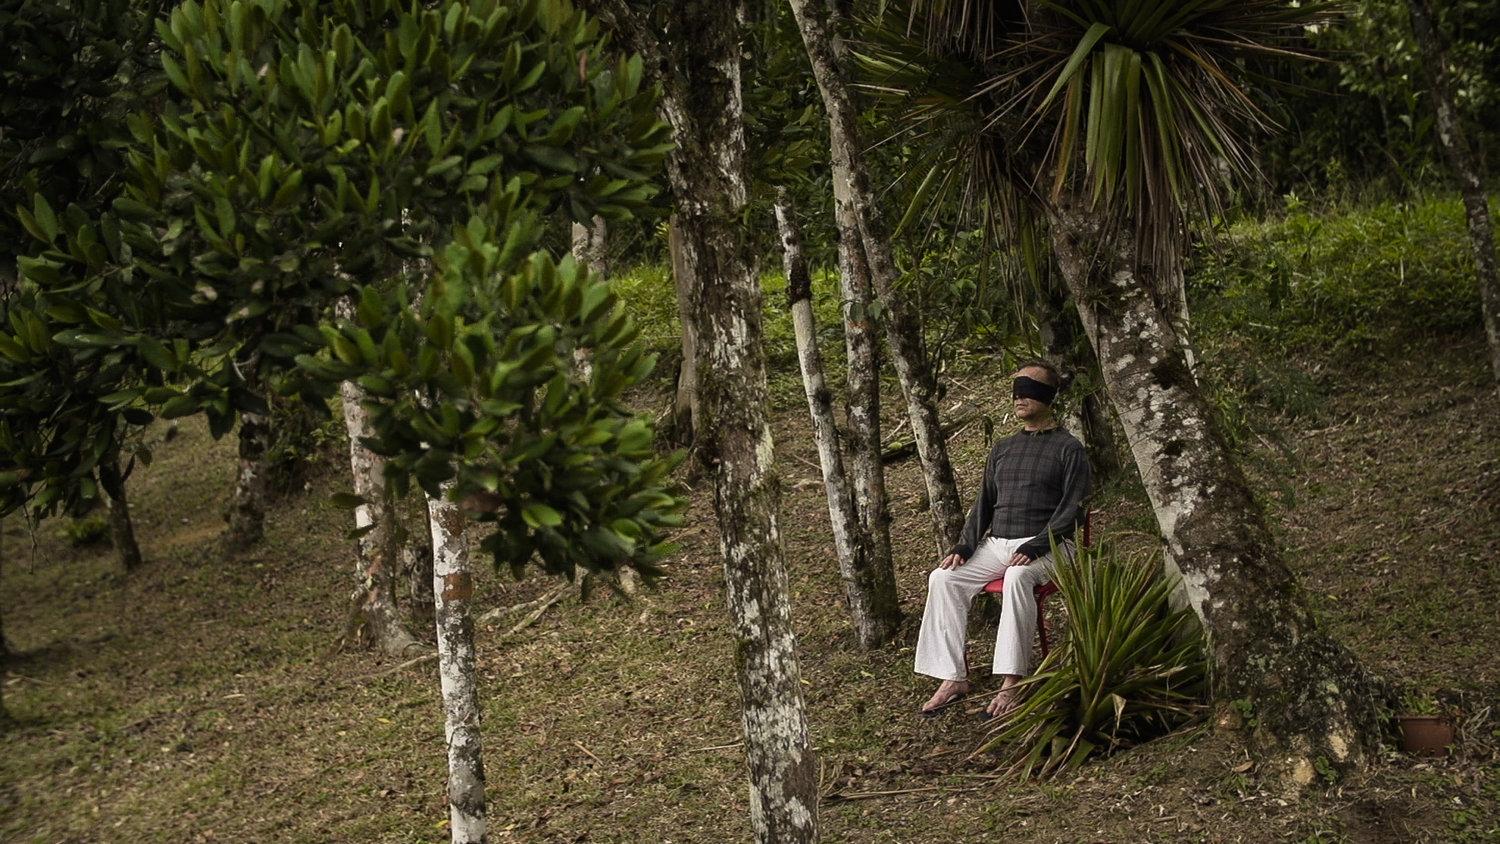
xmin=429 ymin=478 xmax=486 ymax=844
xmin=338 ymin=299 xmax=422 ymax=656
xmin=1047 ymin=195 xmax=1389 ymax=785
xmin=831 ymin=147 xmax=897 ymax=608
xmin=669 ymin=218 xmax=701 ymax=452
xmin=1407 ymin=0 xmax=1500 ymax=390
xmin=789 ymin=0 xmax=963 ymax=551
xmin=776 ymin=188 xmax=900 ymax=648
xmin=225 ymin=410 xmax=270 ymax=548
xmin=571 ymin=216 xmax=610 ymax=281
xmin=104 ymin=483 xmax=143 ymax=572
xmin=403 ymin=534 xmax=435 ymax=631
xmin=584 ymin=1 xmax=819 ymax=838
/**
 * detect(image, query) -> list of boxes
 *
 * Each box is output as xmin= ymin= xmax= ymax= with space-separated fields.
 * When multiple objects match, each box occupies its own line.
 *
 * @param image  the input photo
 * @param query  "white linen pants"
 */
xmin=913 ymin=535 xmax=1064 ymax=681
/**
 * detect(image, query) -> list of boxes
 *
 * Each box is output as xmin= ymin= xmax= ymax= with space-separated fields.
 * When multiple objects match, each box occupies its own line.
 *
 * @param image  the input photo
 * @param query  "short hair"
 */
xmin=1015 ymin=358 xmax=1061 ymax=388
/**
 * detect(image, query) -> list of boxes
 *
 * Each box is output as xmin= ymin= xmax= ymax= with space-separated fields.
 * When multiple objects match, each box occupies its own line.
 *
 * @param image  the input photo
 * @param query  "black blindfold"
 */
xmin=1012 ymin=375 xmax=1057 ymax=404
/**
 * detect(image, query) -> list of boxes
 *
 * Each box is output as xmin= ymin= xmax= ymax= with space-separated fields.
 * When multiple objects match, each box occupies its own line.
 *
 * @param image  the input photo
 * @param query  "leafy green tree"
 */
xmin=1262 ymin=0 xmax=1500 ymax=195
xmin=8 ymin=0 xmax=682 ymax=834
xmin=861 ymin=0 xmax=1390 ymax=783
xmin=0 ymin=0 xmax=166 ymax=566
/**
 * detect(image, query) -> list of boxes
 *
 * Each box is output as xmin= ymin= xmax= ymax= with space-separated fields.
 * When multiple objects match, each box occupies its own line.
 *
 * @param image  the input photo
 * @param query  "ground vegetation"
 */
xmin=3 ymin=193 xmax=1498 ymax=842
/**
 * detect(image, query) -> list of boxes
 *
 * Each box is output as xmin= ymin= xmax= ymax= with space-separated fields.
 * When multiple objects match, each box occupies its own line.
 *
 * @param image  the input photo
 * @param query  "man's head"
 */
xmin=1012 ymin=359 xmax=1060 ymax=428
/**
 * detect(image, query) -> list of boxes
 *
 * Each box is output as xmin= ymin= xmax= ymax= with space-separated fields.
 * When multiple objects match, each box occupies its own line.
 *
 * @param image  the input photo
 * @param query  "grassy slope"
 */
xmin=4 ymin=200 xmax=1499 ymax=843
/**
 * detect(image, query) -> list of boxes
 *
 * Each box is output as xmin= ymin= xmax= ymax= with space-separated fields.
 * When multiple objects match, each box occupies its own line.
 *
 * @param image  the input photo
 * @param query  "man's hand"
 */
xmin=1007 ymin=551 xmax=1033 ymax=567
xmin=939 ymin=553 xmax=966 ymax=570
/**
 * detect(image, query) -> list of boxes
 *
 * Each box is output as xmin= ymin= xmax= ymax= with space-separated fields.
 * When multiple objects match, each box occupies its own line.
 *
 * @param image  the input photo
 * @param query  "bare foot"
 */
xmin=985 ymin=684 xmax=1022 ymax=720
xmin=920 ymin=680 xmax=970 ymax=716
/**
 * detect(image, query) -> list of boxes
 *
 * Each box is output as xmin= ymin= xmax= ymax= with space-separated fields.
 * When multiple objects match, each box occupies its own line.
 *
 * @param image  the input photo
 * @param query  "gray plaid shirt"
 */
xmin=951 ymin=426 xmax=1090 ymax=561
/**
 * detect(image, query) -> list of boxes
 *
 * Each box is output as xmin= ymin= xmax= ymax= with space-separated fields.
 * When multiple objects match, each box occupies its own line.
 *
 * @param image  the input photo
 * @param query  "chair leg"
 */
xmin=1036 ymin=594 xmax=1050 ymax=659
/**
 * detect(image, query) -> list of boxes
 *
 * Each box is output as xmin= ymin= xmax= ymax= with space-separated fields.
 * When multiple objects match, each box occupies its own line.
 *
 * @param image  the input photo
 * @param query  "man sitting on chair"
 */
xmin=915 ymin=359 xmax=1090 ymax=719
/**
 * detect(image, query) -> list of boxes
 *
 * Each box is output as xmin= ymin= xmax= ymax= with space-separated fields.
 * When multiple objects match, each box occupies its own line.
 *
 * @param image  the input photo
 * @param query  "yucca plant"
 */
xmin=978 ymin=539 xmax=1209 ymax=780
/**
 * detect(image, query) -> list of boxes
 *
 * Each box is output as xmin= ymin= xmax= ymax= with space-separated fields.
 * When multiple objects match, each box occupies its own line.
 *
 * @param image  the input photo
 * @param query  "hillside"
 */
xmin=3 ymin=312 xmax=1497 ymax=842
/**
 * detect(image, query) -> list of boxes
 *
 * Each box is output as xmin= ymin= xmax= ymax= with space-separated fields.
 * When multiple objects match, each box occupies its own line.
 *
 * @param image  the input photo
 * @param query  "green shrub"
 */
xmin=1192 ymin=193 xmax=1484 ymax=357
xmin=979 ymin=540 xmax=1208 ymax=780
xmin=610 ymin=263 xmax=682 ymax=358
xmin=58 ymin=514 xmax=110 ymax=547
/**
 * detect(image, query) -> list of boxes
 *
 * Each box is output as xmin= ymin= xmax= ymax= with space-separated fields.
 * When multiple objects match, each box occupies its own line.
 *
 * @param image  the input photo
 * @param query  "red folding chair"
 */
xmin=980 ymin=510 xmax=1092 ymax=659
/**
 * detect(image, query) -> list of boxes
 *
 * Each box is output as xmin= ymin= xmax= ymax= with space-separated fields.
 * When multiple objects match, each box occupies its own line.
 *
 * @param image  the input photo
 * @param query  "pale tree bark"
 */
xmin=338 ymin=301 xmax=423 ymax=657
xmin=669 ymin=218 xmax=701 ymax=452
xmin=582 ymin=1 xmax=819 ymax=839
xmin=776 ymin=189 xmax=899 ymax=648
xmin=571 ymin=216 xmax=610 ymax=282
xmin=225 ymin=410 xmax=270 ymax=548
xmin=1407 ymin=0 xmax=1500 ymax=390
xmin=1047 ymin=193 xmax=1389 ymax=786
xmin=429 ymin=478 xmax=486 ymax=844
xmin=789 ymin=0 xmax=964 ymax=551
xmin=831 ymin=149 xmax=897 ymax=608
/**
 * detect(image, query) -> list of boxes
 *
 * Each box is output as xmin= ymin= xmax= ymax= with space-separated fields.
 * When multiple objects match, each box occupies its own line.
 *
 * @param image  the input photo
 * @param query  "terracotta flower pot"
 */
xmin=1395 ymin=715 xmax=1454 ymax=757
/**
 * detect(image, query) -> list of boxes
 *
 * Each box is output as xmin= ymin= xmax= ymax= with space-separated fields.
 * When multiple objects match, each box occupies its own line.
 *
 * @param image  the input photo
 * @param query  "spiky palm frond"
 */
xmin=976 ymin=539 xmax=1208 ymax=780
xmin=861 ymin=0 xmax=1328 ymax=277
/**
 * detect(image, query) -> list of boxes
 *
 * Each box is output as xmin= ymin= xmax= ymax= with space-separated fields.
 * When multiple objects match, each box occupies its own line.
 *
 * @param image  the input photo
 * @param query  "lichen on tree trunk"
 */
xmin=429 ymin=479 xmax=486 ymax=844
xmin=777 ymin=188 xmax=900 ymax=649
xmin=338 ymin=298 xmax=422 ymax=657
xmin=789 ymin=0 xmax=964 ymax=551
xmin=1047 ymin=196 xmax=1392 ymax=785
xmin=225 ymin=410 xmax=270 ymax=548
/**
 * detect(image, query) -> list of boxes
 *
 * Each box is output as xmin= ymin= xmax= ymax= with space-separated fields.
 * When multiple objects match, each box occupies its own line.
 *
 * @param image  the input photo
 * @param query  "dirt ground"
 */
xmin=2 ymin=331 xmax=1498 ymax=843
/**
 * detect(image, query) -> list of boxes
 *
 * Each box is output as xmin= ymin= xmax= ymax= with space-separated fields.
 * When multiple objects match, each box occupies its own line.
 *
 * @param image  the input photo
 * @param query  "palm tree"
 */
xmin=863 ymin=0 xmax=1390 ymax=783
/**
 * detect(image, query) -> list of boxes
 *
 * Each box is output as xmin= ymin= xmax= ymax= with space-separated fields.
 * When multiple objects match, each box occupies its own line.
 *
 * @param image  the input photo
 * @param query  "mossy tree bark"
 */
xmin=583 ymin=0 xmax=818 ymax=838
xmin=830 ymin=145 xmax=897 ymax=619
xmin=789 ymin=0 xmax=964 ymax=552
xmin=1047 ymin=193 xmax=1390 ymax=785
xmin=339 ymin=294 xmax=422 ymax=657
xmin=225 ymin=410 xmax=270 ymax=548
xmin=777 ymin=189 xmax=900 ymax=649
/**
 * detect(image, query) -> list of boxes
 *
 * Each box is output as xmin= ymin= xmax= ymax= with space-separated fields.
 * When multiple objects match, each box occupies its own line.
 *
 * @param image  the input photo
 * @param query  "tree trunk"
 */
xmin=776 ymin=188 xmax=900 ymax=649
xmin=669 ymin=218 xmax=701 ymax=452
xmin=1036 ymin=284 xmax=1123 ymax=482
xmin=1047 ymin=195 xmax=1390 ymax=786
xmin=789 ymin=0 xmax=963 ymax=551
xmin=402 ymin=534 xmax=436 ymax=631
xmin=429 ymin=478 xmax=486 ymax=844
xmin=831 ymin=142 xmax=898 ymax=612
xmin=339 ymin=297 xmax=422 ymax=657
xmin=1407 ymin=0 xmax=1500 ymax=390
xmin=225 ymin=410 xmax=270 ymax=548
xmin=583 ymin=0 xmax=818 ymax=838
xmin=104 ymin=482 xmax=143 ymax=572
xmin=571 ymin=216 xmax=610 ymax=281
